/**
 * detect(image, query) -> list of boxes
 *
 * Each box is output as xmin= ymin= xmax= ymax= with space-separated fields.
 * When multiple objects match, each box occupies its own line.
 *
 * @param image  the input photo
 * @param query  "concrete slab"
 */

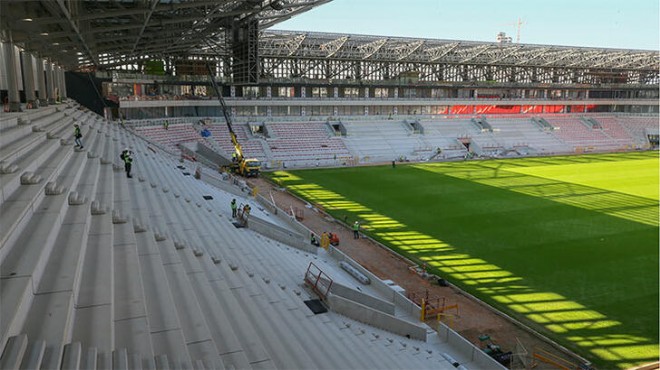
xmin=76 ymin=231 xmax=113 ymax=308
xmin=149 ymin=329 xmax=191 ymax=366
xmin=36 ymin=222 xmax=88 ymax=294
xmin=23 ymin=291 xmax=73 ymax=345
xmin=139 ymin=253 xmax=180 ymax=333
xmin=114 ymin=317 xmax=153 ymax=356
xmin=72 ymin=304 xmax=113 ymax=353
xmin=0 ymin=276 xmax=32 ymax=346
xmin=162 ymin=262 xmax=212 ymax=344
xmin=113 ymin=243 xmax=146 ymax=321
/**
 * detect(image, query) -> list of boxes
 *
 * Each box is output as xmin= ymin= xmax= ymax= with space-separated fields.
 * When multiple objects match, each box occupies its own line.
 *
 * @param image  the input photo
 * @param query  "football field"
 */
xmin=266 ymin=151 xmax=659 ymax=369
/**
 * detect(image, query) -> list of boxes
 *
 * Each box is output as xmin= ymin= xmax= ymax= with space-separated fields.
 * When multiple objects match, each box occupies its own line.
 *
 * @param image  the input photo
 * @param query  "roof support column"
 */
xmin=21 ymin=51 xmax=37 ymax=106
xmin=54 ymin=66 xmax=65 ymax=101
xmin=45 ymin=60 xmax=56 ymax=104
xmin=2 ymin=41 xmax=22 ymax=112
xmin=35 ymin=57 xmax=48 ymax=106
xmin=60 ymin=68 xmax=67 ymax=99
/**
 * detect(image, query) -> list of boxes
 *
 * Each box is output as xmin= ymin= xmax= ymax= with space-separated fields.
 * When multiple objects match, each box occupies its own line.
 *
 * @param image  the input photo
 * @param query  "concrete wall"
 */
xmin=436 ymin=324 xmax=506 ymax=370
xmin=327 ymin=294 xmax=427 ymax=341
xmin=200 ymin=171 xmax=247 ymax=198
xmin=328 ymin=246 xmax=421 ymax=319
xmin=254 ymin=191 xmax=314 ymax=237
xmin=248 ymin=215 xmax=317 ymax=254
xmin=329 ymin=282 xmax=395 ymax=315
xmin=196 ymin=141 xmax=230 ymax=166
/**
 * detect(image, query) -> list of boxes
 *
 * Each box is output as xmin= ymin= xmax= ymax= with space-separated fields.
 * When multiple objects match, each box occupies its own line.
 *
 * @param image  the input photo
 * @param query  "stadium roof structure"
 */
xmin=0 ymin=0 xmax=331 ymax=69
xmin=1 ymin=0 xmax=658 ymax=78
xmin=258 ymin=30 xmax=660 ymax=71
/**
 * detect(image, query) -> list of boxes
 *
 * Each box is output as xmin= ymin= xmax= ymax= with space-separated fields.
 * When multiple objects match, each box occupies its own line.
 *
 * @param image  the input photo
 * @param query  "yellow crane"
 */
xmin=206 ymin=64 xmax=261 ymax=177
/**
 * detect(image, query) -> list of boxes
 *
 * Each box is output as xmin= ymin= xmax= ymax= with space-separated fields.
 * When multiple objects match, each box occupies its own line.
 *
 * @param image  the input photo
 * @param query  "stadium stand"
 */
xmin=265 ymin=121 xmax=351 ymax=167
xmin=544 ymin=115 xmax=631 ymax=152
xmin=481 ymin=117 xmax=572 ymax=156
xmin=342 ymin=119 xmax=433 ymax=162
xmin=1 ymin=2 xmax=657 ymax=367
xmin=204 ymin=121 xmax=268 ymax=161
xmin=0 ymin=101 xmax=503 ymax=369
xmin=133 ymin=123 xmax=202 ymax=153
xmin=599 ymin=115 xmax=659 ymax=148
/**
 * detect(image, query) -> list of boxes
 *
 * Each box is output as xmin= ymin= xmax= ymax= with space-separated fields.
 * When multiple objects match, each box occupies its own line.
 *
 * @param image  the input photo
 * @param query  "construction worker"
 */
xmin=73 ymin=124 xmax=83 ymax=149
xmin=121 ymin=148 xmax=133 ymax=178
xmin=242 ymin=204 xmax=251 ymax=227
xmin=353 ymin=221 xmax=360 ymax=239
xmin=329 ymin=232 xmax=340 ymax=246
xmin=320 ymin=231 xmax=330 ymax=250
xmin=231 ymin=199 xmax=237 ymax=218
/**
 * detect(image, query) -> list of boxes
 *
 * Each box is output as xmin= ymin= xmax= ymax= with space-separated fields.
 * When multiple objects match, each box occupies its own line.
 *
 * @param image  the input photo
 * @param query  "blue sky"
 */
xmin=271 ymin=0 xmax=660 ymax=50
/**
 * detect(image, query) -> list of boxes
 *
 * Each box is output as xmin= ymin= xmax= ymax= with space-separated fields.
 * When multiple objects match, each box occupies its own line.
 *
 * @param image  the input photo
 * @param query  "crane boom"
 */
xmin=206 ymin=63 xmax=243 ymax=161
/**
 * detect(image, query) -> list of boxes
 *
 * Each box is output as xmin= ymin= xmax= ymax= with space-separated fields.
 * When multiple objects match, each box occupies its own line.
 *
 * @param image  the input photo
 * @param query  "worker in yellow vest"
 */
xmin=320 ymin=231 xmax=330 ymax=250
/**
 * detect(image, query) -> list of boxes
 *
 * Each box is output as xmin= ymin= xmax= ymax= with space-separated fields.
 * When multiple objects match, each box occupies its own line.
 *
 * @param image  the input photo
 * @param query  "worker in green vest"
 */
xmin=74 ymin=124 xmax=83 ymax=149
xmin=353 ymin=221 xmax=360 ymax=239
xmin=231 ymin=199 xmax=237 ymax=218
xmin=121 ymin=149 xmax=133 ymax=178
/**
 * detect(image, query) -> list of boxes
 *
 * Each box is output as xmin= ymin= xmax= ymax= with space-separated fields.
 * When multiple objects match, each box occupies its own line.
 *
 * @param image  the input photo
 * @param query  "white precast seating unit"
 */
xmin=265 ymin=121 xmax=351 ymax=166
xmin=483 ymin=117 xmax=572 ymax=155
xmin=204 ymin=121 xmax=268 ymax=160
xmin=133 ymin=123 xmax=203 ymax=153
xmin=416 ymin=118 xmax=479 ymax=159
xmin=342 ymin=119 xmax=431 ymax=162
xmin=595 ymin=115 xmax=658 ymax=148
xmin=544 ymin=115 xmax=631 ymax=152
xmin=590 ymin=116 xmax=636 ymax=142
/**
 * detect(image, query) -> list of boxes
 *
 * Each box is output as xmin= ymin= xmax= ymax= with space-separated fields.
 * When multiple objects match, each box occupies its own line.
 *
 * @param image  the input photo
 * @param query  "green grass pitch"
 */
xmin=266 ymin=151 xmax=659 ymax=369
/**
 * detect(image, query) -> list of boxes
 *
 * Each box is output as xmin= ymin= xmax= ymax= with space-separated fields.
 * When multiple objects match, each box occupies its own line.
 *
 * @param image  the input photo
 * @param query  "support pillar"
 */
xmin=2 ymin=41 xmax=22 ymax=112
xmin=36 ymin=57 xmax=48 ymax=106
xmin=21 ymin=51 xmax=36 ymax=107
xmin=45 ymin=61 xmax=56 ymax=104
xmin=54 ymin=66 xmax=62 ymax=103
xmin=60 ymin=67 xmax=67 ymax=99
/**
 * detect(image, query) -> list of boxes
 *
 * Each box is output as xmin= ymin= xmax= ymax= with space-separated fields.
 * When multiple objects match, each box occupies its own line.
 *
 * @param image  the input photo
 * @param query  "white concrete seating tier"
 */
xmin=129 ymin=150 xmax=461 ymax=369
xmin=266 ymin=122 xmax=351 ymax=163
xmin=117 ymin=125 xmax=480 ymax=367
xmin=485 ymin=117 xmax=572 ymax=154
xmin=544 ymin=115 xmax=632 ymax=151
xmin=342 ymin=120 xmax=430 ymax=162
xmin=590 ymin=116 xmax=636 ymax=142
xmin=610 ymin=116 xmax=658 ymax=147
xmin=133 ymin=123 xmax=203 ymax=152
xmin=1 ymin=108 xmax=503 ymax=369
xmin=204 ymin=123 xmax=267 ymax=160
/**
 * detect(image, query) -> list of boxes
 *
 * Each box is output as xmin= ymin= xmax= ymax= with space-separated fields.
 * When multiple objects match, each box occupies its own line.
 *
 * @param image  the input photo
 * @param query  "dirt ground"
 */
xmin=249 ymin=176 xmax=590 ymax=370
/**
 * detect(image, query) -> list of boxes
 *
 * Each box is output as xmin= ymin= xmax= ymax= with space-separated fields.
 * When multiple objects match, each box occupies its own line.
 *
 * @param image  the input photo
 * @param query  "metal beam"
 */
xmin=54 ymin=0 xmax=99 ymax=66
xmin=129 ymin=0 xmax=160 ymax=57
